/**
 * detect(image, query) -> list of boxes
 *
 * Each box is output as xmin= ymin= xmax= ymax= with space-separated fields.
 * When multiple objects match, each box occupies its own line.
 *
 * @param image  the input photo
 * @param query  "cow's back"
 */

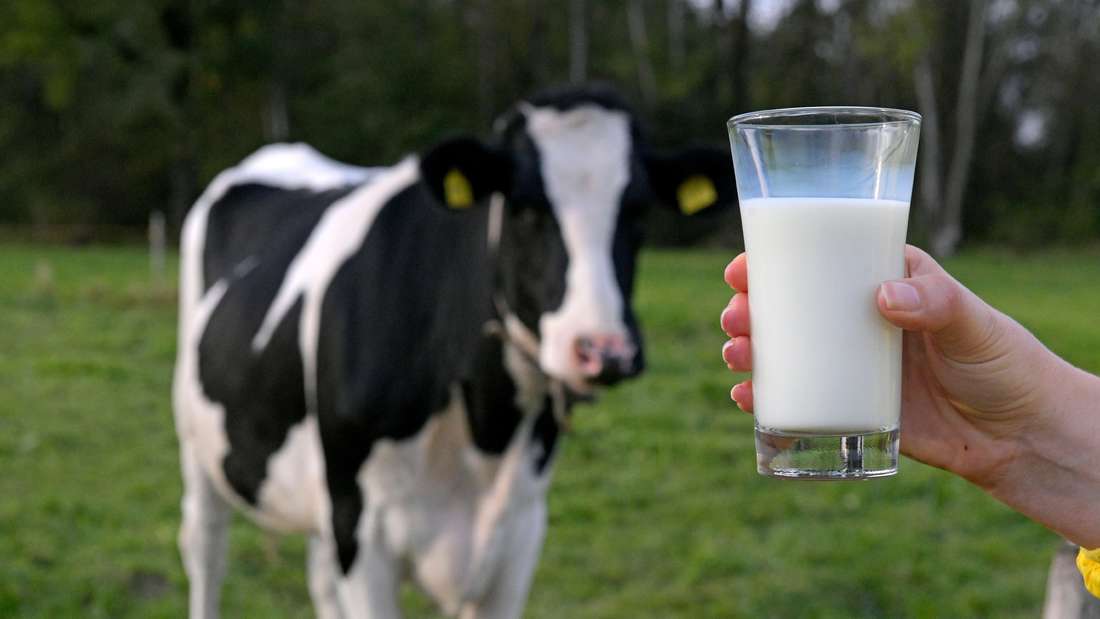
xmin=201 ymin=183 xmax=353 ymax=292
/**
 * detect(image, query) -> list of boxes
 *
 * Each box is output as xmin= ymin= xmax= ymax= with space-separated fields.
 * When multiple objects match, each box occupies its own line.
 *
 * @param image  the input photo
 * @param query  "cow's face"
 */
xmin=420 ymin=88 xmax=735 ymax=393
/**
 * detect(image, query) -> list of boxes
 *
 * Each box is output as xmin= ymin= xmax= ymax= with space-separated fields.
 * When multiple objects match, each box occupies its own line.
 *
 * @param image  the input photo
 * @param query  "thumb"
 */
xmin=876 ymin=246 xmax=1000 ymax=361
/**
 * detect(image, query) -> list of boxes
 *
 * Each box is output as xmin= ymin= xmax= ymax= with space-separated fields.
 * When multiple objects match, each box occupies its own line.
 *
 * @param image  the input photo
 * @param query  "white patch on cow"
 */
xmin=523 ymin=105 xmax=633 ymax=383
xmin=172 ymin=281 xmax=237 ymax=503
xmin=346 ymin=375 xmax=551 ymax=615
xmin=255 ymin=416 xmax=328 ymax=532
xmin=250 ymin=158 xmax=420 ymax=415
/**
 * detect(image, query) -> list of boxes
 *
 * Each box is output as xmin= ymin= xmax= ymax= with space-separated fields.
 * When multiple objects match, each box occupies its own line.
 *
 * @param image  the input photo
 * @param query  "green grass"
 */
xmin=3 ymin=243 xmax=1098 ymax=618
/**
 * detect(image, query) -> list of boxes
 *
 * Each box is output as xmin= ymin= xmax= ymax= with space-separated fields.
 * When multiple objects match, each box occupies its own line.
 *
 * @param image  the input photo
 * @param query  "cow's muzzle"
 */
xmin=572 ymin=334 xmax=638 ymax=386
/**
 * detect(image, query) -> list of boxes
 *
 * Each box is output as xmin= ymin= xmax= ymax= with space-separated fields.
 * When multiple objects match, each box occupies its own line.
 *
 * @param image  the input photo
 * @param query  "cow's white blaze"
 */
xmin=524 ymin=105 xmax=633 ymax=383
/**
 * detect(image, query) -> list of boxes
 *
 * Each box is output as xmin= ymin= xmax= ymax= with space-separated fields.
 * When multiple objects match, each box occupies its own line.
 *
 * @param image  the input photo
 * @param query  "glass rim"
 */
xmin=728 ymin=106 xmax=921 ymax=130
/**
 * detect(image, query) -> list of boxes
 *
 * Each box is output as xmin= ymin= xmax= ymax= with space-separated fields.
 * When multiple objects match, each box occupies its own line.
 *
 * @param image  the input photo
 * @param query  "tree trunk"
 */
xmin=711 ymin=0 xmax=730 ymax=110
xmin=264 ymin=80 xmax=289 ymax=142
xmin=467 ymin=0 xmax=497 ymax=126
xmin=529 ymin=0 xmax=549 ymax=88
xmin=161 ymin=0 xmax=197 ymax=231
xmin=627 ymin=0 xmax=657 ymax=110
xmin=569 ymin=0 xmax=588 ymax=83
xmin=914 ymin=53 xmax=943 ymax=245
xmin=265 ymin=0 xmax=290 ymax=142
xmin=667 ymin=0 xmax=685 ymax=73
xmin=934 ymin=0 xmax=987 ymax=258
xmin=914 ymin=0 xmax=987 ymax=258
xmin=473 ymin=0 xmax=495 ymax=126
xmin=730 ymin=0 xmax=752 ymax=113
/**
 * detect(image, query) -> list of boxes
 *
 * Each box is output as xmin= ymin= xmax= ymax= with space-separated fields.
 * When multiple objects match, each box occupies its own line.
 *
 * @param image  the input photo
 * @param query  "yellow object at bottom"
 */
xmin=1077 ymin=547 xmax=1100 ymax=598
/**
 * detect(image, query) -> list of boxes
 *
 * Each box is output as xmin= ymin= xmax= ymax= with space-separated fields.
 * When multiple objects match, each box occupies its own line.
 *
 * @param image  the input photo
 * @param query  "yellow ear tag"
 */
xmin=443 ymin=168 xmax=474 ymax=209
xmin=677 ymin=175 xmax=717 ymax=215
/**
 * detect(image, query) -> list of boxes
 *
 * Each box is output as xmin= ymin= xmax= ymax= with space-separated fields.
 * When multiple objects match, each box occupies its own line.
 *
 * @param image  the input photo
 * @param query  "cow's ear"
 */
xmin=420 ymin=137 xmax=512 ymax=210
xmin=644 ymin=146 xmax=737 ymax=216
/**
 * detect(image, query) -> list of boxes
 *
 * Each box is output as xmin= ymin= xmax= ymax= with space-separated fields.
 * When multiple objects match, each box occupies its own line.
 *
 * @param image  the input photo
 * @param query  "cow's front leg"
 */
xmin=333 ymin=513 xmax=402 ymax=619
xmin=178 ymin=444 xmax=232 ymax=619
xmin=308 ymin=535 xmax=347 ymax=619
xmin=460 ymin=500 xmax=547 ymax=619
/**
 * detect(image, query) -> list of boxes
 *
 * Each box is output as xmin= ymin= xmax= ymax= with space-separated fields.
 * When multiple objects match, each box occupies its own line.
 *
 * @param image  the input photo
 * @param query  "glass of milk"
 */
xmin=727 ymin=107 xmax=921 ymax=480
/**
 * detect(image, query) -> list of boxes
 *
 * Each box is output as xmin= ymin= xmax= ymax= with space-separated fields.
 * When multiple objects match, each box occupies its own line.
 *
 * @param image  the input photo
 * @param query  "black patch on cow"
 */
xmin=530 ymin=402 xmax=559 ymax=474
xmin=202 ymin=183 xmax=353 ymax=292
xmin=314 ymin=181 xmax=494 ymax=574
xmin=212 ymin=298 xmax=307 ymax=503
xmin=497 ymin=201 xmax=569 ymax=334
xmin=461 ymin=332 xmax=522 ymax=455
xmin=613 ymin=190 xmax=648 ymax=378
xmin=197 ymin=183 xmax=358 ymax=506
xmin=461 ymin=333 xmax=559 ymax=473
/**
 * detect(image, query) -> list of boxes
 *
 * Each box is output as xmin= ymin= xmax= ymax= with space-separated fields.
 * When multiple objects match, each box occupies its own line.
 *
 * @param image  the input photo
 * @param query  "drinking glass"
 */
xmin=727 ymin=107 xmax=921 ymax=479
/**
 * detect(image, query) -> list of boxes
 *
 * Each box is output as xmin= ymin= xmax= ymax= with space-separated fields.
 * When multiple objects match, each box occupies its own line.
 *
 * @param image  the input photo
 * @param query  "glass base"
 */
xmin=755 ymin=425 xmax=899 ymax=480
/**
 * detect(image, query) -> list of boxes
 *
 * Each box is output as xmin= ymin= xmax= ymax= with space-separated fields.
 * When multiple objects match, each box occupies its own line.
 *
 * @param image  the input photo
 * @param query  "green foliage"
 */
xmin=0 ymin=0 xmax=1097 ymax=246
xmin=6 ymin=244 xmax=1100 ymax=617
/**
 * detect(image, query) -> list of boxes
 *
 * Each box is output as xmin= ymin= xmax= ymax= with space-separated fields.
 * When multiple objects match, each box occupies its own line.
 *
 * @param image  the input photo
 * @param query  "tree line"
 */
xmin=1 ymin=0 xmax=1097 ymax=255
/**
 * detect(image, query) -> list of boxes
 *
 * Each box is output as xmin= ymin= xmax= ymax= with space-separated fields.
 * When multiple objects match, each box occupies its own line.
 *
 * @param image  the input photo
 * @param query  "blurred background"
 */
xmin=3 ymin=1 xmax=1100 ymax=618
xmin=1 ymin=0 xmax=1098 ymax=252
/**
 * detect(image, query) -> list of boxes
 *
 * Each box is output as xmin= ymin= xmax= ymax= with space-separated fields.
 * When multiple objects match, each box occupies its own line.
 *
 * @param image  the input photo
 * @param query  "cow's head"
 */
xmin=420 ymin=86 xmax=735 ymax=393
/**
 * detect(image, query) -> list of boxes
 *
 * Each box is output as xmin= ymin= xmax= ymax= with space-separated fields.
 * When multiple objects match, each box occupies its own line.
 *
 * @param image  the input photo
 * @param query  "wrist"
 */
xmin=987 ymin=354 xmax=1100 ymax=548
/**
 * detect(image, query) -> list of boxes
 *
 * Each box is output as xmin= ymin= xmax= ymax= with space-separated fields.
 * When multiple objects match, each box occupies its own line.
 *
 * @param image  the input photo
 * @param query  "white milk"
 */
xmin=740 ymin=197 xmax=909 ymax=433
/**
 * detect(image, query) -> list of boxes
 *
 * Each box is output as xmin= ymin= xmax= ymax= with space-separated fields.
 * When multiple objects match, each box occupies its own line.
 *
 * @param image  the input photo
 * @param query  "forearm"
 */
xmin=987 ymin=357 xmax=1100 ymax=548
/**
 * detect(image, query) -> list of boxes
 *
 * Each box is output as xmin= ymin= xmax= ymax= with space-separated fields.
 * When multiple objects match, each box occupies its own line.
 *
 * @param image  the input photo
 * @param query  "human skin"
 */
xmin=720 ymin=244 xmax=1100 ymax=548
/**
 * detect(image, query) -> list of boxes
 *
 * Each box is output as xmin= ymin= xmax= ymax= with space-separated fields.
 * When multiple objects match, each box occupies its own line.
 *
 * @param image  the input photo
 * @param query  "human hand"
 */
xmin=721 ymin=245 xmax=1054 ymax=489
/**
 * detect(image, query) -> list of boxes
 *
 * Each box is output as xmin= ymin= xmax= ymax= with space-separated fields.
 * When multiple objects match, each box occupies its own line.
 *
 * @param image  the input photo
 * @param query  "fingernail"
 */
xmin=722 ymin=340 xmax=734 ymax=366
xmin=731 ymin=382 xmax=747 ymax=405
xmin=720 ymin=308 xmax=731 ymax=332
xmin=881 ymin=281 xmax=921 ymax=311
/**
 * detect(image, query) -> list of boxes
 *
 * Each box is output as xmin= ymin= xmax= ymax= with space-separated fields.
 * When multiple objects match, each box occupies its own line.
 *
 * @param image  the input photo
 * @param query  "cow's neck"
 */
xmin=458 ymin=196 xmax=568 ymax=470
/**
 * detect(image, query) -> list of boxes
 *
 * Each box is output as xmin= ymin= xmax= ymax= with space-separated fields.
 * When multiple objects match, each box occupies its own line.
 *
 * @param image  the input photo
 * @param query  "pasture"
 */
xmin=3 ymin=243 xmax=1099 ymax=618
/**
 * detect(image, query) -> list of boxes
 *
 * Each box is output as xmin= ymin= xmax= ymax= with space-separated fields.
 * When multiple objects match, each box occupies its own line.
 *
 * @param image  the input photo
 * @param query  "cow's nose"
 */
xmin=573 ymin=335 xmax=637 ymax=385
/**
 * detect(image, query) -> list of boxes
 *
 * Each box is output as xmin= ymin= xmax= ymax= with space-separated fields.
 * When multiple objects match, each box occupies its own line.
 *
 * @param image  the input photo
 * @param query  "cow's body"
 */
xmin=173 ymin=88 xmax=734 ymax=618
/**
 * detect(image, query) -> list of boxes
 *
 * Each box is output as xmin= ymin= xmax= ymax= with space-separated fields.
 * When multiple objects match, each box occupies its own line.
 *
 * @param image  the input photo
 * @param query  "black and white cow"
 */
xmin=172 ymin=86 xmax=735 ymax=619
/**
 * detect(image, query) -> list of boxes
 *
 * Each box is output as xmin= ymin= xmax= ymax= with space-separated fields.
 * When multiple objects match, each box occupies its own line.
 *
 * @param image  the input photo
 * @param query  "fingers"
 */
xmin=722 ymin=336 xmax=752 ymax=371
xmin=878 ymin=246 xmax=1002 ymax=361
xmin=902 ymin=244 xmax=940 ymax=278
xmin=720 ymin=293 xmax=750 ymax=337
xmin=724 ymin=253 xmax=748 ymax=292
xmin=731 ymin=380 xmax=753 ymax=412
xmin=724 ymin=254 xmax=753 ymax=413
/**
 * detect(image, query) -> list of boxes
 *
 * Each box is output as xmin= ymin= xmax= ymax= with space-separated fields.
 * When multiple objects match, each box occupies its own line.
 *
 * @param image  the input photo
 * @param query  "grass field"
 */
xmin=3 ymin=243 xmax=1099 ymax=618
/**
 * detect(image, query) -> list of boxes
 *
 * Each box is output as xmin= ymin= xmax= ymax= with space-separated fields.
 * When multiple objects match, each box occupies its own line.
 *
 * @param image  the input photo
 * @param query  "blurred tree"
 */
xmin=914 ymin=0 xmax=988 ymax=258
xmin=667 ymin=0 xmax=685 ymax=73
xmin=0 ymin=0 xmax=1095 ymax=249
xmin=570 ymin=0 xmax=588 ymax=83
xmin=626 ymin=0 xmax=658 ymax=110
